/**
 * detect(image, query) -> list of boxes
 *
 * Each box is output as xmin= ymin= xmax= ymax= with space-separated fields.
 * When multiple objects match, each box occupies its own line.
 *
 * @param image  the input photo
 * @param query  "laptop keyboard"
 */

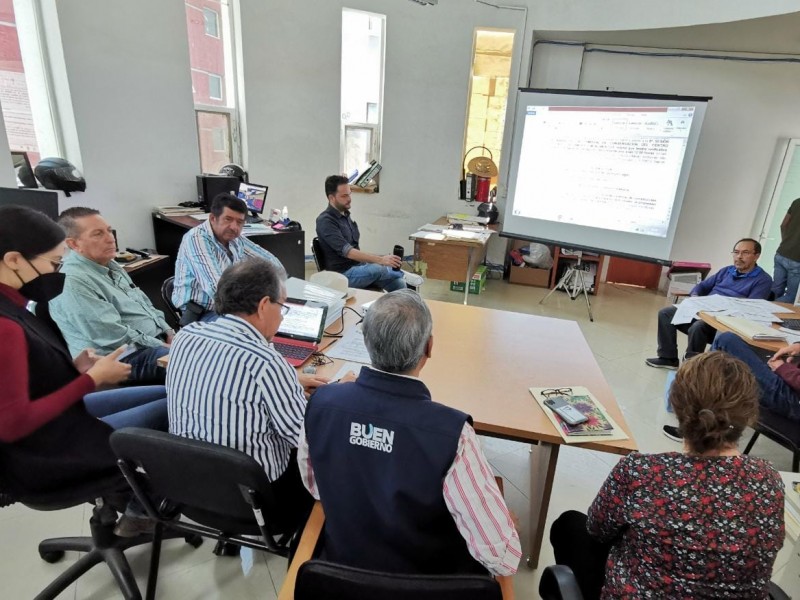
xmin=273 ymin=341 xmax=314 ymax=361
xmin=781 ymin=318 xmax=800 ymax=331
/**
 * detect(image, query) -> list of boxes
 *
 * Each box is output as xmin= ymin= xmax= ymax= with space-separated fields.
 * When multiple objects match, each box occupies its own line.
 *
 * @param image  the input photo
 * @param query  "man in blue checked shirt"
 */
xmin=172 ymin=193 xmax=285 ymax=325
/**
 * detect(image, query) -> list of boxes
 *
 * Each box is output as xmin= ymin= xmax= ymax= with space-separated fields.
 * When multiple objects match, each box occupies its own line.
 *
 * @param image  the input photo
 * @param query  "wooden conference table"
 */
xmin=699 ymin=302 xmax=800 ymax=352
xmin=159 ymin=289 xmax=637 ymax=568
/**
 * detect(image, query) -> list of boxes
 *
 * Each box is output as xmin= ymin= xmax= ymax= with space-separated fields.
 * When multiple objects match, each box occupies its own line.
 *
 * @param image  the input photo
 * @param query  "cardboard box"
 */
xmin=451 ymin=265 xmax=487 ymax=294
xmin=509 ymin=264 xmax=550 ymax=287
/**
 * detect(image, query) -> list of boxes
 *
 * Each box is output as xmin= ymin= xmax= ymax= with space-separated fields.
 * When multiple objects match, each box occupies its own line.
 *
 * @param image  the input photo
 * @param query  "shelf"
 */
xmin=556 ymin=252 xmax=602 ymax=263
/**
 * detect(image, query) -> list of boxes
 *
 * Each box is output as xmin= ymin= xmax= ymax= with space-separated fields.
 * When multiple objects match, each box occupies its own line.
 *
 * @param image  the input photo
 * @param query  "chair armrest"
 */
xmin=278 ymin=502 xmax=325 ymax=600
xmin=538 ymin=565 xmax=584 ymax=600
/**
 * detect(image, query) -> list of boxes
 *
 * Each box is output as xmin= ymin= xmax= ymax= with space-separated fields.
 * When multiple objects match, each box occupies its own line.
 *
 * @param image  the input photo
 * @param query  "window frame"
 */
xmin=207 ymin=73 xmax=223 ymax=101
xmin=203 ymin=7 xmax=220 ymax=38
xmin=194 ymin=104 xmax=239 ymax=168
xmin=339 ymin=8 xmax=386 ymax=180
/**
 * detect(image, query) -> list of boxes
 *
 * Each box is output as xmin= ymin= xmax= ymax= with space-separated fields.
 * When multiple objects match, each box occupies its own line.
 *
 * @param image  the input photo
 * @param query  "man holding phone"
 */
xmin=710 ymin=332 xmax=800 ymax=422
xmin=315 ymin=175 xmax=423 ymax=292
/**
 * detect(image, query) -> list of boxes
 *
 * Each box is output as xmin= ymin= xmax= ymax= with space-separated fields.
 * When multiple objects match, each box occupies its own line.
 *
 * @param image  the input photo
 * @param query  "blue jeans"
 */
xmin=772 ymin=253 xmax=800 ymax=303
xmin=84 ymin=385 xmax=168 ymax=431
xmin=343 ymin=263 xmax=405 ymax=292
xmin=122 ymin=346 xmax=170 ymax=384
xmin=712 ymin=333 xmax=800 ymax=421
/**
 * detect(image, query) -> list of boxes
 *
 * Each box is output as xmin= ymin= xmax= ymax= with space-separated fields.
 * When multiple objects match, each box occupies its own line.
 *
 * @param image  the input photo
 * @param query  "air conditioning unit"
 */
xmin=668 ymin=272 xmax=701 ymax=297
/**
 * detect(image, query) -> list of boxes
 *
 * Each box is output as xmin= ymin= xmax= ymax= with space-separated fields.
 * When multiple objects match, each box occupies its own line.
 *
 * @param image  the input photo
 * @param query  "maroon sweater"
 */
xmin=775 ymin=358 xmax=800 ymax=394
xmin=0 ymin=284 xmax=95 ymax=443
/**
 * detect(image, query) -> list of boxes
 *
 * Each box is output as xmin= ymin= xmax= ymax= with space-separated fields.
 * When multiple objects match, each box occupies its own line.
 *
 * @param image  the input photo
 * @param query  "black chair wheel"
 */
xmin=184 ymin=534 xmax=203 ymax=548
xmin=40 ymin=550 xmax=65 ymax=563
xmin=213 ymin=540 xmax=241 ymax=557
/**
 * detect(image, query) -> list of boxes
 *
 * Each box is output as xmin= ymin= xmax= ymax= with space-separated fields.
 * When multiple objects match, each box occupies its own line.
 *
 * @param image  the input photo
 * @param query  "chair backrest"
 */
xmin=295 ymin=560 xmax=502 ymax=600
xmin=311 ymin=238 xmax=327 ymax=272
xmin=538 ymin=565 xmax=584 ymax=600
xmin=110 ymin=428 xmax=281 ymax=531
xmin=160 ymin=276 xmax=181 ymax=325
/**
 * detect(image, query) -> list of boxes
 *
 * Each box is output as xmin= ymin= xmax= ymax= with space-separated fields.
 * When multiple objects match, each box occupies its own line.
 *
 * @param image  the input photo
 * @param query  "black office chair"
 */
xmin=0 ymin=476 xmax=200 ymax=600
xmin=160 ymin=276 xmax=182 ymax=327
xmin=294 ymin=560 xmax=502 ymax=600
xmin=311 ymin=237 xmax=327 ymax=272
xmin=539 ymin=565 xmax=584 ymax=600
xmin=111 ymin=428 xmax=303 ymax=600
xmin=743 ymin=407 xmax=800 ymax=472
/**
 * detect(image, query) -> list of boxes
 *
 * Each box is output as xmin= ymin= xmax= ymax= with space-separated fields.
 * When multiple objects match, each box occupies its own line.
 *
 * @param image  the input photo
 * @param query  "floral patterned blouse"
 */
xmin=587 ymin=452 xmax=785 ymax=599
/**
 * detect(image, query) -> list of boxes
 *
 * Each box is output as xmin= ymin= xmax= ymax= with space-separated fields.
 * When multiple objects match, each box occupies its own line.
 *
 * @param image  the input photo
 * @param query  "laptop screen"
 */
xmin=276 ymin=299 xmax=328 ymax=342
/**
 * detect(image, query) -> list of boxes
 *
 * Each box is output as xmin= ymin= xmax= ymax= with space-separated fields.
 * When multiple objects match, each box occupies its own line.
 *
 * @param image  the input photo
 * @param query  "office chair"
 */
xmin=538 ymin=565 xmax=584 ymax=600
xmin=160 ymin=276 xmax=182 ymax=327
xmin=311 ymin=237 xmax=327 ymax=271
xmin=111 ymin=428 xmax=303 ymax=600
xmin=743 ymin=407 xmax=800 ymax=472
xmin=0 ymin=478 xmax=200 ymax=600
xmin=294 ymin=560 xmax=502 ymax=600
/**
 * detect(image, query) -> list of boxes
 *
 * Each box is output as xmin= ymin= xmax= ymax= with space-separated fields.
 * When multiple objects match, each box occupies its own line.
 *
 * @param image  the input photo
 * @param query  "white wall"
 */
xmin=240 ymin=0 xmax=528 ymax=255
xmin=530 ymin=42 xmax=800 ymax=271
xmin=49 ymin=0 xmax=199 ymax=249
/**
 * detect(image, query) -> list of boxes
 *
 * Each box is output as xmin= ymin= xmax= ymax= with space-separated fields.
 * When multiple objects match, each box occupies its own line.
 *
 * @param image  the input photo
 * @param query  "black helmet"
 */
xmin=34 ymin=157 xmax=86 ymax=197
xmin=219 ymin=163 xmax=248 ymax=183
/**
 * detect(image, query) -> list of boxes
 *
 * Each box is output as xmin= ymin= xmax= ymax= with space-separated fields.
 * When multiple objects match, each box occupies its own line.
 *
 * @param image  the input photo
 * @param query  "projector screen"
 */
xmin=502 ymin=89 xmax=709 ymax=263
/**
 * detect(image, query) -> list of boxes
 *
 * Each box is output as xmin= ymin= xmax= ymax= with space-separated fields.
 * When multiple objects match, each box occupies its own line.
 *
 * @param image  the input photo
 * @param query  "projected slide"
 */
xmin=513 ymin=106 xmax=694 ymax=237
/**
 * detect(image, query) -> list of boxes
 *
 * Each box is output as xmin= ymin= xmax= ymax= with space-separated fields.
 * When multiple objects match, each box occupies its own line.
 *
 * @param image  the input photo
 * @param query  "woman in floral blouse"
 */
xmin=551 ymin=351 xmax=785 ymax=599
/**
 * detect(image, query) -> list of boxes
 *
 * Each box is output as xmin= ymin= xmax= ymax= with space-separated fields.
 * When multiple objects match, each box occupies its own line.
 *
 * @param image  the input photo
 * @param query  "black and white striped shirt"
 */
xmin=166 ymin=314 xmax=306 ymax=481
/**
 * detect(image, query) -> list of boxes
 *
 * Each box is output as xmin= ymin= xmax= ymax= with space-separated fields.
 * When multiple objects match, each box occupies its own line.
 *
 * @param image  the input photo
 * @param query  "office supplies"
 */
xmin=272 ymin=299 xmax=328 ymax=366
xmin=125 ymin=248 xmax=150 ymax=259
xmin=285 ymin=277 xmax=345 ymax=328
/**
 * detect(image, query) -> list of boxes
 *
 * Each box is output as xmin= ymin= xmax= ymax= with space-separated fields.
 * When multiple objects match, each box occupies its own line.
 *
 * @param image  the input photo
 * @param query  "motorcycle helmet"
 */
xmin=34 ymin=157 xmax=86 ymax=197
xmin=219 ymin=163 xmax=248 ymax=183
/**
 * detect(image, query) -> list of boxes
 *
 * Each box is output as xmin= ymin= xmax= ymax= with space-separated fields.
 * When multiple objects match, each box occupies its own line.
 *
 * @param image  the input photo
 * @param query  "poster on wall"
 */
xmin=0 ymin=70 xmax=38 ymax=152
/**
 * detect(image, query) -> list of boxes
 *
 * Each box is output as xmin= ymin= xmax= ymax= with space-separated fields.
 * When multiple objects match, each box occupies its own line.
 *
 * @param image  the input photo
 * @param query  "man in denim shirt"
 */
xmin=49 ymin=207 xmax=172 ymax=383
xmin=315 ymin=175 xmax=421 ymax=292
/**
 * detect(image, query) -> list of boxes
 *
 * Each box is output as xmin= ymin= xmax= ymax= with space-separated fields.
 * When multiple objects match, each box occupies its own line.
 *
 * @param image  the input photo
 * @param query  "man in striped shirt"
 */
xmin=172 ymin=193 xmax=284 ymax=325
xmin=167 ymin=258 xmax=325 ymax=532
xmin=299 ymin=290 xmax=520 ymax=584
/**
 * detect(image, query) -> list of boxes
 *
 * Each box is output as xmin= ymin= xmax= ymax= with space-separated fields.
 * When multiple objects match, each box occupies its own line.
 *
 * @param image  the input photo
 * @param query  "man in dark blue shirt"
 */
xmin=315 ymin=175 xmax=417 ymax=292
xmin=646 ymin=238 xmax=773 ymax=371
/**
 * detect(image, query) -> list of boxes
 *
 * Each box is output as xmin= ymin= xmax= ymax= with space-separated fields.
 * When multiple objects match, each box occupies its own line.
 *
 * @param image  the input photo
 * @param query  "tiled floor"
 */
xmin=2 ymin=274 xmax=794 ymax=599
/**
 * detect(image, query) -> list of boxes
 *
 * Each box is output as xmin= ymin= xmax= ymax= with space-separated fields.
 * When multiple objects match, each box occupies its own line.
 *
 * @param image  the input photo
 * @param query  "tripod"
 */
xmin=539 ymin=252 xmax=594 ymax=322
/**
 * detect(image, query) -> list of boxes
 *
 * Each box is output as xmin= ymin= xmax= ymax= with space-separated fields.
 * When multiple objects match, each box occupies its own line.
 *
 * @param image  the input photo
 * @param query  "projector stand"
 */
xmin=539 ymin=253 xmax=594 ymax=322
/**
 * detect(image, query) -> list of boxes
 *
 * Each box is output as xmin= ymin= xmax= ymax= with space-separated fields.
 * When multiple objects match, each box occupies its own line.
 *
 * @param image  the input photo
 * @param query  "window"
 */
xmin=463 ymin=29 xmax=515 ymax=180
xmin=0 ymin=0 xmax=62 ymax=174
xmin=208 ymin=73 xmax=223 ymax=100
xmin=341 ymin=9 xmax=385 ymax=182
xmin=185 ymin=0 xmax=240 ymax=171
xmin=203 ymin=8 xmax=219 ymax=37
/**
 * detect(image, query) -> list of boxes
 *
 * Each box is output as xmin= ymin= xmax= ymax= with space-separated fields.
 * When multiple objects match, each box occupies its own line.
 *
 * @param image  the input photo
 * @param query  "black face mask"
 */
xmin=15 ymin=260 xmax=66 ymax=303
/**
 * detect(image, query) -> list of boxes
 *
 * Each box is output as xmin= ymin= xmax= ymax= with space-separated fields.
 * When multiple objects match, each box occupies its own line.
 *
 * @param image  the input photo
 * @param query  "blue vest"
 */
xmin=305 ymin=367 xmax=484 ymax=574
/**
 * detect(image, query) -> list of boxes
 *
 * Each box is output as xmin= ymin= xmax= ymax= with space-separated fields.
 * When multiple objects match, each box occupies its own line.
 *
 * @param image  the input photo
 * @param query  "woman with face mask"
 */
xmin=0 ymin=206 xmax=166 ymax=522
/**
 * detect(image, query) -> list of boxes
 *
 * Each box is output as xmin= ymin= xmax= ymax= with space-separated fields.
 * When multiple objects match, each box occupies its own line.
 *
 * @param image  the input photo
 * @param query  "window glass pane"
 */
xmin=464 ymin=29 xmax=514 ymax=178
xmin=186 ymin=0 xmax=228 ymax=107
xmin=203 ymin=8 xmax=219 ymax=37
xmin=196 ymin=110 xmax=231 ymax=173
xmin=0 ymin=0 xmax=41 ymax=166
xmin=208 ymin=74 xmax=223 ymax=100
xmin=344 ymin=125 xmax=373 ymax=177
xmin=341 ymin=9 xmax=384 ymax=174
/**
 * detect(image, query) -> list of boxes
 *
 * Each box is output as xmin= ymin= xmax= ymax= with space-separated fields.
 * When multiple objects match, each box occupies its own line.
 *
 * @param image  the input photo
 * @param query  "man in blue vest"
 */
xmin=298 ymin=290 xmax=520 ymax=584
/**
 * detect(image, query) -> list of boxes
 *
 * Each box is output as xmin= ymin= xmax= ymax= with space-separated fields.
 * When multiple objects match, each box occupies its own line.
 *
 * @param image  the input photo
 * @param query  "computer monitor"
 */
xmin=237 ymin=182 xmax=268 ymax=215
xmin=10 ymin=152 xmax=37 ymax=188
xmin=0 ymin=187 xmax=58 ymax=220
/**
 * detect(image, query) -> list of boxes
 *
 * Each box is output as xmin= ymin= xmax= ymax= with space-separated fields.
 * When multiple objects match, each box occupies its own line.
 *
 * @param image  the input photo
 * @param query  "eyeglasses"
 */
xmin=36 ymin=255 xmax=64 ymax=272
xmin=541 ymin=387 xmax=573 ymax=399
xmin=272 ymin=300 xmax=291 ymax=316
xmin=731 ymin=250 xmax=755 ymax=256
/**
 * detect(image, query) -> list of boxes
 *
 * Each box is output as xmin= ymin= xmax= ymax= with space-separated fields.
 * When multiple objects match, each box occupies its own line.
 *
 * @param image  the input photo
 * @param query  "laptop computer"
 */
xmin=272 ymin=298 xmax=328 ymax=366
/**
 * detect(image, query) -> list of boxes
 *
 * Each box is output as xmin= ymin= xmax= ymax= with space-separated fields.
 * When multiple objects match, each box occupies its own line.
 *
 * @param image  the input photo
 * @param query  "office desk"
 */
xmin=410 ymin=217 xmax=491 ymax=305
xmin=318 ymin=290 xmax=637 ymax=568
xmin=151 ymin=213 xmax=306 ymax=280
xmin=121 ymin=255 xmax=176 ymax=329
xmin=699 ymin=302 xmax=799 ymax=352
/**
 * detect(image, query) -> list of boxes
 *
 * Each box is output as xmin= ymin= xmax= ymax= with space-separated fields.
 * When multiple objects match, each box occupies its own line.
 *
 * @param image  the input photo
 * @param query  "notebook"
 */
xmin=272 ymin=298 xmax=328 ymax=366
xmin=715 ymin=315 xmax=787 ymax=341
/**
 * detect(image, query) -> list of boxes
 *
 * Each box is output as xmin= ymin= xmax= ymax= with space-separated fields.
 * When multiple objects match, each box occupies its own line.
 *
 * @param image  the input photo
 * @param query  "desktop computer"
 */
xmin=236 ymin=182 xmax=268 ymax=223
xmin=196 ymin=174 xmax=239 ymax=211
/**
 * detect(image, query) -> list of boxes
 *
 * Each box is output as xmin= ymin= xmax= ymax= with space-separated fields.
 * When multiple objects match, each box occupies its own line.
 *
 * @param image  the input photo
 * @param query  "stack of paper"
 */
xmin=715 ymin=316 xmax=786 ymax=341
xmin=446 ymin=212 xmax=489 ymax=225
xmin=285 ymin=277 xmax=345 ymax=328
xmin=155 ymin=206 xmax=200 ymax=216
xmin=671 ymin=295 xmax=790 ymax=326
